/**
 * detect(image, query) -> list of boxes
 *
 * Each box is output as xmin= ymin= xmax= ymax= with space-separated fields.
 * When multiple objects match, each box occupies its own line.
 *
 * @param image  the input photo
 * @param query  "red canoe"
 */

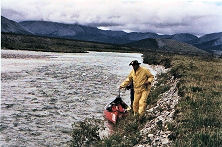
xmin=103 ymin=97 xmax=128 ymax=124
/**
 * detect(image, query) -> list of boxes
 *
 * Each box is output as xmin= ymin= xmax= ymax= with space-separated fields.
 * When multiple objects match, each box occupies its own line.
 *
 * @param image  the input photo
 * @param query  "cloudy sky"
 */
xmin=2 ymin=0 xmax=222 ymax=35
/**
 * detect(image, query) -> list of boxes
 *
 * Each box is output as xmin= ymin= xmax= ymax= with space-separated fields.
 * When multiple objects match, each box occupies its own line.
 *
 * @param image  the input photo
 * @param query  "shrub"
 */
xmin=70 ymin=119 xmax=101 ymax=147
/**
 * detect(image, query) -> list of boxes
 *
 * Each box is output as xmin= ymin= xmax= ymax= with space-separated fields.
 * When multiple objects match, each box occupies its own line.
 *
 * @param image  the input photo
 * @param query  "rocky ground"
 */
xmin=136 ymin=77 xmax=180 ymax=147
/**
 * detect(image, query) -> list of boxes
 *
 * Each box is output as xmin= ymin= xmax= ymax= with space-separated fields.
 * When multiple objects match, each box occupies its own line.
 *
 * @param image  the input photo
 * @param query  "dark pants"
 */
xmin=130 ymin=88 xmax=134 ymax=108
xmin=126 ymin=81 xmax=134 ymax=108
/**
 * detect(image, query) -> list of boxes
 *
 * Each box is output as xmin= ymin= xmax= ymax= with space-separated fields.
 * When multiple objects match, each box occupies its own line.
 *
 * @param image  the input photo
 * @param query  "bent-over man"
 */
xmin=120 ymin=60 xmax=154 ymax=116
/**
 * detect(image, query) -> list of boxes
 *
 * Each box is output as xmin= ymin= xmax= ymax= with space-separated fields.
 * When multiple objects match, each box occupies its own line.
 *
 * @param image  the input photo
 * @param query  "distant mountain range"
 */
xmin=1 ymin=16 xmax=222 ymax=55
xmin=190 ymin=32 xmax=222 ymax=52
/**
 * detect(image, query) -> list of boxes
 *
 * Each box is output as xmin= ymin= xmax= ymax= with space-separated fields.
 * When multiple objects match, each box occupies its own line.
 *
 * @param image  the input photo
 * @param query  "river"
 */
xmin=0 ymin=50 xmax=164 ymax=146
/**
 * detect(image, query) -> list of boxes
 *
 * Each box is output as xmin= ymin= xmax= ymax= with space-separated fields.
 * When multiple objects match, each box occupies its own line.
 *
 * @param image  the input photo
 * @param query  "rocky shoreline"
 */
xmin=136 ymin=77 xmax=180 ymax=147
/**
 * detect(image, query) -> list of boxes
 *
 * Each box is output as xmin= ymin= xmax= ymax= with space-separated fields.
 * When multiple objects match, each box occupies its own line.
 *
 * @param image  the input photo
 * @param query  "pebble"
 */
xmin=162 ymin=138 xmax=169 ymax=145
xmin=148 ymin=134 xmax=154 ymax=138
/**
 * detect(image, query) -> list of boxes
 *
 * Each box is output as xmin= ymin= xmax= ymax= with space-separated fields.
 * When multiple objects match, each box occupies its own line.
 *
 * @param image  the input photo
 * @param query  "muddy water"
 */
xmin=1 ymin=50 xmax=162 ymax=146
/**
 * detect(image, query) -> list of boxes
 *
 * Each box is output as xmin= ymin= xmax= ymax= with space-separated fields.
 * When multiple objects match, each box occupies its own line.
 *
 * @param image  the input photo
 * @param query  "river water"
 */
xmin=1 ymin=50 xmax=164 ymax=146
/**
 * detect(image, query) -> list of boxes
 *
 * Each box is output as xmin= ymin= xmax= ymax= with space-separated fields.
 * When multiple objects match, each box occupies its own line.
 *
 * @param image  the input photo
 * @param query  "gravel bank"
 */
xmin=135 ymin=77 xmax=180 ymax=147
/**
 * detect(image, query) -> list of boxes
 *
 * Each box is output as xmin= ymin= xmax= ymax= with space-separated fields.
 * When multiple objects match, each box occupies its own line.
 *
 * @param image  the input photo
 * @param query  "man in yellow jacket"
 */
xmin=120 ymin=60 xmax=154 ymax=116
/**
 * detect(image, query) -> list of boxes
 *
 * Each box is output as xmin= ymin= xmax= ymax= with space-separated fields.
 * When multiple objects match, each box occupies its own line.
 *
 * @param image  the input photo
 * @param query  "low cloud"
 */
xmin=2 ymin=0 xmax=222 ymax=35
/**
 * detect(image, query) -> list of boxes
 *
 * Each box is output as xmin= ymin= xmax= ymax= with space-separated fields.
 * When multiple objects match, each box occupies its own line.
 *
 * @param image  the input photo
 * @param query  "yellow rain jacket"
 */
xmin=120 ymin=66 xmax=154 ymax=93
xmin=121 ymin=66 xmax=154 ymax=115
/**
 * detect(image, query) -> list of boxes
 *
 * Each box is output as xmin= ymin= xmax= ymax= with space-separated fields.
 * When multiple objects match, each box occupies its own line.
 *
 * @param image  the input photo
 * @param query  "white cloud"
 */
xmin=2 ymin=0 xmax=222 ymax=35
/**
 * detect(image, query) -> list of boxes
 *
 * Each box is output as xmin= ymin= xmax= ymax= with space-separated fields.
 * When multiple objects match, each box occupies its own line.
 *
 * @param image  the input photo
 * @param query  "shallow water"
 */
xmin=1 ymin=50 xmax=163 ymax=146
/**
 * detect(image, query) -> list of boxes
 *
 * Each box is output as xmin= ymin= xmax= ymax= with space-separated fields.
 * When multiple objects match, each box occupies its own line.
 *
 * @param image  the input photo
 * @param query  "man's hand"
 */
xmin=144 ymin=82 xmax=151 ymax=89
xmin=119 ymin=86 xmax=124 ymax=89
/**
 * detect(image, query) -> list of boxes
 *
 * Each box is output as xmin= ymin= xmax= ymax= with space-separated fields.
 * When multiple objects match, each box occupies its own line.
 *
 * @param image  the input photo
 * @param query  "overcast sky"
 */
xmin=2 ymin=0 xmax=222 ymax=35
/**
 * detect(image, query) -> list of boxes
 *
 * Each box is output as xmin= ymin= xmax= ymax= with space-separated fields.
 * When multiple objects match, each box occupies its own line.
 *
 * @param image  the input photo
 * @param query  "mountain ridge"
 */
xmin=125 ymin=38 xmax=208 ymax=56
xmin=1 ymin=16 xmax=222 ymax=55
xmin=1 ymin=16 xmax=32 ymax=35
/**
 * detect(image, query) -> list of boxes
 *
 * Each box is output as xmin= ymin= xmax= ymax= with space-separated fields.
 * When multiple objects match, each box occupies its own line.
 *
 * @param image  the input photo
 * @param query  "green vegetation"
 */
xmin=1 ymin=33 xmax=135 ymax=53
xmin=170 ymin=56 xmax=222 ymax=146
xmin=69 ymin=119 xmax=101 ymax=147
xmin=144 ymin=52 xmax=222 ymax=146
